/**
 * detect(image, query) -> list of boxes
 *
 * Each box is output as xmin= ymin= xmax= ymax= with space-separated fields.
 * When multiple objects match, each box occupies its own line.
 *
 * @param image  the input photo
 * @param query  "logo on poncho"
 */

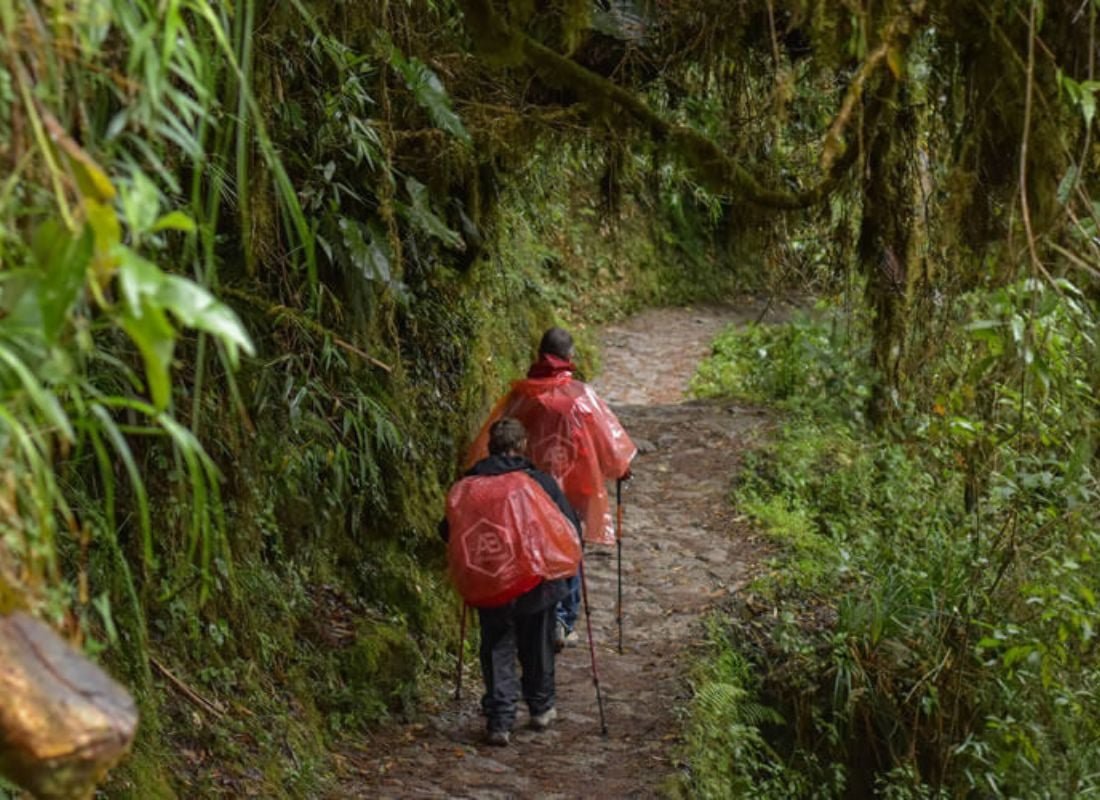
xmin=532 ymin=430 xmax=577 ymax=479
xmin=459 ymin=519 xmax=517 ymax=578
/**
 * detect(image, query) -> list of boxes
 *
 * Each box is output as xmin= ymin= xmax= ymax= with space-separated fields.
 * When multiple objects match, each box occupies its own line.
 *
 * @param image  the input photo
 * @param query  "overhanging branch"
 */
xmin=458 ymin=0 xmax=924 ymax=210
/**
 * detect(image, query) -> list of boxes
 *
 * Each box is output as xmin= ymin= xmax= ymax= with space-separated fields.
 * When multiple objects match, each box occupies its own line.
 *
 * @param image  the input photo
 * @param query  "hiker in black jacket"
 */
xmin=441 ymin=418 xmax=582 ymax=746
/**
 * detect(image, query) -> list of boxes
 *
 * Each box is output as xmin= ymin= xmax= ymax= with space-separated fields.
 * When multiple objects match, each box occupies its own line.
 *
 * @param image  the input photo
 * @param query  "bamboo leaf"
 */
xmin=0 ymin=342 xmax=74 ymax=441
xmin=91 ymin=403 xmax=154 ymax=567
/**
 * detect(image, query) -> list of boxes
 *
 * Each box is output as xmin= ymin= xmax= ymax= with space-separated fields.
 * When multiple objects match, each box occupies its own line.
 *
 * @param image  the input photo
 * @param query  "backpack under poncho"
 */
xmin=466 ymin=375 xmax=636 ymax=545
xmin=446 ymin=471 xmax=581 ymax=608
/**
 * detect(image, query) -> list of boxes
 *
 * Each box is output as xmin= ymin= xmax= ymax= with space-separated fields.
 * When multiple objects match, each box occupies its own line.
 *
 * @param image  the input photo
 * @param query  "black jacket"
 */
xmin=440 ymin=454 xmax=580 ymax=613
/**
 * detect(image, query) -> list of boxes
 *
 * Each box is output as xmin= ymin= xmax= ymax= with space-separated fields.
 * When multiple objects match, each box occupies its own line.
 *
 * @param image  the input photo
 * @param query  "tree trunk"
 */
xmin=860 ymin=81 xmax=919 ymax=426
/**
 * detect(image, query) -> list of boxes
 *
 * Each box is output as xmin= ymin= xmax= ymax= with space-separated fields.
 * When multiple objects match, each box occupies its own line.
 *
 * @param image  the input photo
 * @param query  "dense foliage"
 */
xmin=685 ymin=291 xmax=1097 ymax=797
xmin=0 ymin=0 xmax=1097 ymax=796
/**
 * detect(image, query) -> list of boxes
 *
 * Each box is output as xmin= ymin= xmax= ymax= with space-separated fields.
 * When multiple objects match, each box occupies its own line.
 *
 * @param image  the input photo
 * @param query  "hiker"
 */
xmin=466 ymin=327 xmax=636 ymax=650
xmin=442 ymin=417 xmax=582 ymax=746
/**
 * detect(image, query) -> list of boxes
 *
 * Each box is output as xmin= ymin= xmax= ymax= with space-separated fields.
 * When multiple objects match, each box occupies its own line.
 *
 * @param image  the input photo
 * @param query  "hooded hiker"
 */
xmin=466 ymin=327 xmax=636 ymax=650
xmin=442 ymin=417 xmax=582 ymax=746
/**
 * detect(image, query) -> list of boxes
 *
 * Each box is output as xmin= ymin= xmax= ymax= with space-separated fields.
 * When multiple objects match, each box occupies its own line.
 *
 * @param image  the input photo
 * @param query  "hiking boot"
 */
xmin=530 ymin=707 xmax=557 ymax=731
xmin=553 ymin=621 xmax=567 ymax=653
xmin=486 ymin=729 xmax=510 ymax=746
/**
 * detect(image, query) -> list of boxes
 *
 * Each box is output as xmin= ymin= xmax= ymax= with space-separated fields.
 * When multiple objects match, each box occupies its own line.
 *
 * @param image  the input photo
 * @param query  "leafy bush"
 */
xmin=691 ymin=308 xmax=873 ymax=422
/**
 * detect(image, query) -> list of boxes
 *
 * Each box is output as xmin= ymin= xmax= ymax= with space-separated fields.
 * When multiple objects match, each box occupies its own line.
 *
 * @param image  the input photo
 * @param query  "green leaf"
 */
xmin=1080 ymin=586 xmax=1097 ymax=607
xmin=1059 ymin=69 xmax=1081 ymax=102
xmin=158 ymin=276 xmax=254 ymax=364
xmin=38 ymin=225 xmax=92 ymax=342
xmin=0 ymin=343 xmax=74 ymax=441
xmin=116 ymin=245 xmax=165 ymax=317
xmin=1061 ymin=73 xmax=1098 ymax=128
xmin=339 ymin=217 xmax=393 ymax=283
xmin=91 ymin=403 xmax=154 ymax=566
xmin=122 ymin=170 xmax=161 ymax=236
xmin=122 ymin=303 xmax=176 ymax=410
xmin=403 ymin=178 xmax=464 ymax=250
xmin=389 ymin=47 xmax=471 ymax=145
xmin=1082 ymin=91 xmax=1096 ymax=128
xmin=1003 ymin=644 xmax=1036 ymax=669
xmin=93 ymin=593 xmax=119 ymax=645
xmin=115 ymin=246 xmax=253 ymax=393
xmin=1057 ymin=165 xmax=1080 ymax=205
xmin=0 ymin=403 xmax=65 ymax=555
xmin=150 ymin=210 xmax=197 ymax=233
xmin=0 ymin=273 xmax=45 ymax=334
xmin=86 ymin=198 xmax=122 ymax=255
xmin=965 ymin=319 xmax=1003 ymax=331
xmin=1010 ymin=315 xmax=1025 ymax=344
xmin=157 ymin=410 xmax=225 ymax=601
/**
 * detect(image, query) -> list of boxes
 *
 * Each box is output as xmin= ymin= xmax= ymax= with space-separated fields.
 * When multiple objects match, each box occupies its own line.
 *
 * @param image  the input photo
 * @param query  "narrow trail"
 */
xmin=336 ymin=303 xmax=780 ymax=799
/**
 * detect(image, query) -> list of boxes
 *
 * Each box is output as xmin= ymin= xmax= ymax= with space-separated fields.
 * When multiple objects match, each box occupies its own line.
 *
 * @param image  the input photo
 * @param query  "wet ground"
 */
xmin=334 ymin=302 xmax=782 ymax=799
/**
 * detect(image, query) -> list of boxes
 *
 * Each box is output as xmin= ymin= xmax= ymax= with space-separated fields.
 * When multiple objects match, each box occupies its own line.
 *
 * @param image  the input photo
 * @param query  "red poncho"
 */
xmin=467 ymin=357 xmax=636 ymax=545
xmin=446 ymin=471 xmax=582 ymax=608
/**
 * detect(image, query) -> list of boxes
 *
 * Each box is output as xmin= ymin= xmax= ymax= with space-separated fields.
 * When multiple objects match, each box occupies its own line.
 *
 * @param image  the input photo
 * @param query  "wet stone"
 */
xmin=699 ymin=548 xmax=728 ymax=564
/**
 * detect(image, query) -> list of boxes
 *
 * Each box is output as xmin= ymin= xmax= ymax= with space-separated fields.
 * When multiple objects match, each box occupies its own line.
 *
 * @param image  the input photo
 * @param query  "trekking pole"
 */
xmin=616 ymin=478 xmax=624 ymax=655
xmin=579 ymin=558 xmax=609 ymax=737
xmin=454 ymin=602 xmax=467 ymax=702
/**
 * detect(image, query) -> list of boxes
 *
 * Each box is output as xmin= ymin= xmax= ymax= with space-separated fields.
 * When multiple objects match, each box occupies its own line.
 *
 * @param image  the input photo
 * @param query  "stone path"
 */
xmin=335 ymin=303 xmax=780 ymax=799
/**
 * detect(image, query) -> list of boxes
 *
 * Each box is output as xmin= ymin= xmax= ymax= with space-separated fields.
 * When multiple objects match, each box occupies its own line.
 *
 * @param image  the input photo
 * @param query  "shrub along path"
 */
xmin=335 ymin=303 xmax=781 ymax=798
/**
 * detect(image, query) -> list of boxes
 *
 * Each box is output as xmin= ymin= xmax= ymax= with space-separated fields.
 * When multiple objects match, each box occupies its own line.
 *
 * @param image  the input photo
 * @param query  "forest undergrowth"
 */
xmin=682 ymin=286 xmax=1098 ymax=798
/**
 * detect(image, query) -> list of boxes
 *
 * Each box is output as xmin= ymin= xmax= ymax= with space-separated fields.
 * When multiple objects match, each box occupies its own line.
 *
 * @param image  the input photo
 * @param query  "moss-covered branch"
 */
xmin=457 ymin=0 xmax=923 ymax=209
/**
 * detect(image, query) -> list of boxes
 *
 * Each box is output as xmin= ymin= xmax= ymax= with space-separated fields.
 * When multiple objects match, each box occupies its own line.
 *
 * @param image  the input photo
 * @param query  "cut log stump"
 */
xmin=0 ymin=612 xmax=138 ymax=800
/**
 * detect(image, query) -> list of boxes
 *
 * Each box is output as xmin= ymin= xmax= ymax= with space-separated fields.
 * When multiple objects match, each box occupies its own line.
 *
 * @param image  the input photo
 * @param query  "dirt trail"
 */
xmin=336 ymin=303 xmax=779 ymax=799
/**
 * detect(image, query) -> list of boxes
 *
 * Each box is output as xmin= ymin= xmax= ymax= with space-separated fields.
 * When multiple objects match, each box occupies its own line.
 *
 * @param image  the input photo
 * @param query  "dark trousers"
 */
xmin=478 ymin=602 xmax=556 ymax=733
